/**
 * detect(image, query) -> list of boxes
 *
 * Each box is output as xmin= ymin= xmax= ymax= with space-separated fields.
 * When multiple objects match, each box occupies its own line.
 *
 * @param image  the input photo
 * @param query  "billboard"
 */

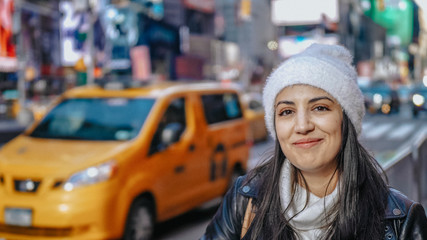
xmin=271 ymin=0 xmax=339 ymax=26
xmin=0 ymin=0 xmax=16 ymax=72
xmin=363 ymin=0 xmax=414 ymax=47
xmin=59 ymin=1 xmax=85 ymax=66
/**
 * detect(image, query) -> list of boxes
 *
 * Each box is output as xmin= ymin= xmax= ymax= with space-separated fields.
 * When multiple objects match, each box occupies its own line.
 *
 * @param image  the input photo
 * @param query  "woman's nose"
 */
xmin=294 ymin=111 xmax=314 ymax=134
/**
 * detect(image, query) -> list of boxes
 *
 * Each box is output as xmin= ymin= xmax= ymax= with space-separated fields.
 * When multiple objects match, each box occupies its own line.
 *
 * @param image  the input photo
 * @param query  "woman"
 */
xmin=201 ymin=43 xmax=427 ymax=239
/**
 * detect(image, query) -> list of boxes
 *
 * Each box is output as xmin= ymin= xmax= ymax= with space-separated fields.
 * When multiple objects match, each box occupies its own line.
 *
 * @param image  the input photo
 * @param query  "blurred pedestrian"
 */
xmin=200 ymin=43 xmax=427 ymax=239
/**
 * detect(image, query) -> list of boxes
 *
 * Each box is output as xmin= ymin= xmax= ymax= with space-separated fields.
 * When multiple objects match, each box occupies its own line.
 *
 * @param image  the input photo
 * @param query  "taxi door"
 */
xmin=147 ymin=96 xmax=209 ymax=220
xmin=199 ymin=92 xmax=247 ymax=195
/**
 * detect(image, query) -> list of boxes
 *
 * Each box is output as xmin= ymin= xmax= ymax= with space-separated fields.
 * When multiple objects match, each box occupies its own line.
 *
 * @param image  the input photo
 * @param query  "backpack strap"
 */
xmin=241 ymin=198 xmax=256 ymax=239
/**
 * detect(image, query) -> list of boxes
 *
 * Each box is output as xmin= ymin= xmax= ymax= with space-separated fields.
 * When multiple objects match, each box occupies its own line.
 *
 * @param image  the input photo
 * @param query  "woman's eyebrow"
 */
xmin=276 ymin=96 xmax=334 ymax=107
xmin=276 ymin=100 xmax=294 ymax=107
xmin=309 ymin=96 xmax=335 ymax=103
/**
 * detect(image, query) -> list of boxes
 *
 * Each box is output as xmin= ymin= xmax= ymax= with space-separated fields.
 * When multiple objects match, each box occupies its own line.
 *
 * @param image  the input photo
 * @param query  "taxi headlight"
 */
xmin=373 ymin=93 xmax=383 ymax=105
xmin=412 ymin=94 xmax=425 ymax=107
xmin=63 ymin=160 xmax=117 ymax=191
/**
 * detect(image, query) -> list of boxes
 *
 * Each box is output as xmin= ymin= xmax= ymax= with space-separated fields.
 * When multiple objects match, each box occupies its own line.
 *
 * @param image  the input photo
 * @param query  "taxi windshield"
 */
xmin=30 ymin=98 xmax=155 ymax=141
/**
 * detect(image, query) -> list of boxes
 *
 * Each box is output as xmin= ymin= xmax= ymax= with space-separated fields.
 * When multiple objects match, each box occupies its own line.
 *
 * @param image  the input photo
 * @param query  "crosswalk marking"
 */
xmin=361 ymin=120 xmax=423 ymax=141
xmin=386 ymin=123 xmax=415 ymax=140
xmin=362 ymin=121 xmax=375 ymax=134
xmin=362 ymin=122 xmax=394 ymax=139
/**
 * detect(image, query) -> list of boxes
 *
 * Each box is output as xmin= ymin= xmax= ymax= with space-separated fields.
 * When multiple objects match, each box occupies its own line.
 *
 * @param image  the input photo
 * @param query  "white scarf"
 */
xmin=279 ymin=160 xmax=338 ymax=239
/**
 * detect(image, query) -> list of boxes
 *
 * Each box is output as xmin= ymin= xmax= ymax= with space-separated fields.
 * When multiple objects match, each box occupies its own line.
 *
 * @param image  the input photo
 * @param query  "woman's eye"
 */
xmin=279 ymin=109 xmax=293 ymax=116
xmin=314 ymin=106 xmax=329 ymax=111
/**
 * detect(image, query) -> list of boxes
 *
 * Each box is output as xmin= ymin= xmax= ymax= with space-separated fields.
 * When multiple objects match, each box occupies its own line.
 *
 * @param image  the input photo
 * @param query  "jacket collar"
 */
xmin=238 ymin=175 xmax=409 ymax=220
xmin=238 ymin=174 xmax=260 ymax=198
xmin=384 ymin=188 xmax=409 ymax=219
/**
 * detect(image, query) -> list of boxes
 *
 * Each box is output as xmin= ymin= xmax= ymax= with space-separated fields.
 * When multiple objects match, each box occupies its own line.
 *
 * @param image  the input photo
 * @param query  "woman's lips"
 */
xmin=293 ymin=138 xmax=323 ymax=149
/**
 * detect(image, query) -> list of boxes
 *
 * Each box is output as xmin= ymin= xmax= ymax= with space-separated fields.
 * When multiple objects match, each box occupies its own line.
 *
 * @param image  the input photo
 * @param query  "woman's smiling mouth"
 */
xmin=293 ymin=138 xmax=323 ymax=149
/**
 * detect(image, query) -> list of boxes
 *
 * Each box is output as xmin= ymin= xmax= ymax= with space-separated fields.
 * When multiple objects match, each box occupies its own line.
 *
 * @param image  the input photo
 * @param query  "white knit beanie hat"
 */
xmin=263 ymin=43 xmax=365 ymax=140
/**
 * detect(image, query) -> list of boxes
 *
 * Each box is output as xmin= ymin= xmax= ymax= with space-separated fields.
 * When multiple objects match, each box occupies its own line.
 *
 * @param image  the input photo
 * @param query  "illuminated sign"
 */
xmin=59 ymin=1 xmax=84 ymax=66
xmin=0 ymin=0 xmax=17 ymax=72
xmin=271 ymin=0 xmax=339 ymax=26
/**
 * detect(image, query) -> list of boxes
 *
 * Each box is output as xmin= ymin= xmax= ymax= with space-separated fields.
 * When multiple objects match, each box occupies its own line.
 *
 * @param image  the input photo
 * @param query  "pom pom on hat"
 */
xmin=262 ymin=43 xmax=365 ymax=140
xmin=301 ymin=42 xmax=353 ymax=65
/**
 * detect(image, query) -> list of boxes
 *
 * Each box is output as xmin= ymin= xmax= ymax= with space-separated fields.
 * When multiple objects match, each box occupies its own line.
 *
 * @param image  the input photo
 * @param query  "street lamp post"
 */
xmin=13 ymin=0 xmax=24 ymax=108
xmin=73 ymin=0 xmax=97 ymax=85
xmin=86 ymin=10 xmax=95 ymax=85
xmin=13 ymin=0 xmax=33 ymax=125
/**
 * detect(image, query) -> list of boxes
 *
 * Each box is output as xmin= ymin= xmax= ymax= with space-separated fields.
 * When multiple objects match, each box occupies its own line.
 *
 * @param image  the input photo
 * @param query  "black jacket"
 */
xmin=201 ymin=175 xmax=427 ymax=240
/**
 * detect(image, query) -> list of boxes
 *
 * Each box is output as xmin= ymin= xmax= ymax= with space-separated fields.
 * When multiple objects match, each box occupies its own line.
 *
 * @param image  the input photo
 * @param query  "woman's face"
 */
xmin=275 ymin=84 xmax=343 ymax=177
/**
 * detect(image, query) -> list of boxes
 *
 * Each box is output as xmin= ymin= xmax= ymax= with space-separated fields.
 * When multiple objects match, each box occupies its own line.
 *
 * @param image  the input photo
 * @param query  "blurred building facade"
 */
xmin=355 ymin=0 xmax=417 ymax=83
xmin=2 ymin=0 xmax=277 ymax=107
xmin=0 ymin=0 xmax=62 ymax=119
xmin=413 ymin=0 xmax=427 ymax=82
xmin=271 ymin=0 xmax=422 ymax=85
xmin=2 ymin=0 xmax=426 ymax=121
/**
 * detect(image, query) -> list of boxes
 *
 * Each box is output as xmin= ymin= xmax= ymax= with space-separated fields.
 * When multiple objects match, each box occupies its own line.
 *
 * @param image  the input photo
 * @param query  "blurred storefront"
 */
xmin=162 ymin=0 xmax=214 ymax=80
xmin=0 ymin=0 xmax=17 ymax=119
xmin=19 ymin=0 xmax=63 ymax=111
xmin=339 ymin=0 xmax=418 ymax=83
xmin=216 ymin=0 xmax=276 ymax=90
xmin=360 ymin=0 xmax=415 ymax=83
xmin=0 ymin=0 xmax=63 ymax=120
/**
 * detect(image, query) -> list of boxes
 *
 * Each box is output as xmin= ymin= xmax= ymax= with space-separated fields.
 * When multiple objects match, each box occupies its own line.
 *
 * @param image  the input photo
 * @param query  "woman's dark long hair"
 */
xmin=245 ymin=112 xmax=389 ymax=239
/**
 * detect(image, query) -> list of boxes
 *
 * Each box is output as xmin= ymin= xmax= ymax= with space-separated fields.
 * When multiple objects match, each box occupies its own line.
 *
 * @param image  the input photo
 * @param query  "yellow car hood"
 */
xmin=0 ymin=135 xmax=130 ymax=175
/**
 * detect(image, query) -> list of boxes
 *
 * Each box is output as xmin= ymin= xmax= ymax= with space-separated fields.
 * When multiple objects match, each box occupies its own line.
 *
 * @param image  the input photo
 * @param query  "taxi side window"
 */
xmin=201 ymin=93 xmax=243 ymax=124
xmin=149 ymin=98 xmax=186 ymax=155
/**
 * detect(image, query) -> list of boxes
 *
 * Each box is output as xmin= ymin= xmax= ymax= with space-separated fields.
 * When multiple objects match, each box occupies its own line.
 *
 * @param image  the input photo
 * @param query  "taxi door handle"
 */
xmin=189 ymin=144 xmax=195 ymax=152
xmin=175 ymin=165 xmax=185 ymax=173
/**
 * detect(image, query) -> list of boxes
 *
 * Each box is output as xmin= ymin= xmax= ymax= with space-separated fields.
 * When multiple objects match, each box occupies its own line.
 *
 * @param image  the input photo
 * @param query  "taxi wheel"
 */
xmin=123 ymin=198 xmax=155 ymax=240
xmin=413 ymin=109 xmax=419 ymax=118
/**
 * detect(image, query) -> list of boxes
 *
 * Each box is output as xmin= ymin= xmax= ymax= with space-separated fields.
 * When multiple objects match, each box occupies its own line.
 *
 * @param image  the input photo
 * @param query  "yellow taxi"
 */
xmin=0 ymin=80 xmax=251 ymax=239
xmin=241 ymin=92 xmax=268 ymax=142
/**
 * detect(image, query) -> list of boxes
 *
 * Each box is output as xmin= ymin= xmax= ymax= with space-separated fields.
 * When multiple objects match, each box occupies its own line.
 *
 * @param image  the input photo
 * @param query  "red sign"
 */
xmin=0 ymin=0 xmax=16 ymax=72
xmin=131 ymin=45 xmax=151 ymax=81
xmin=182 ymin=0 xmax=215 ymax=13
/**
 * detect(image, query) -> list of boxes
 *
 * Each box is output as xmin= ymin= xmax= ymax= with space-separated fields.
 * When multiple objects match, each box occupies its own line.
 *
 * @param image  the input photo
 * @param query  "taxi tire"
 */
xmin=123 ymin=198 xmax=155 ymax=240
xmin=413 ymin=109 xmax=419 ymax=118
